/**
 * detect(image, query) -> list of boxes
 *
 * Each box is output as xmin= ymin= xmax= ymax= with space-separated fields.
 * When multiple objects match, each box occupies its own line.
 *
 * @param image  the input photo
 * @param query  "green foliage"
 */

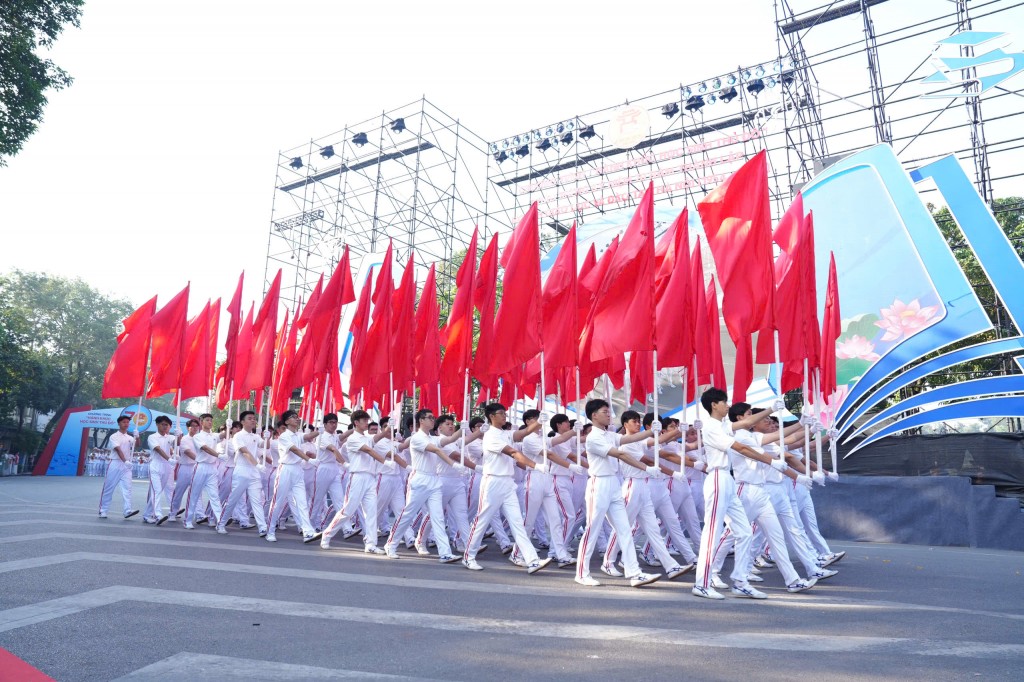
xmin=0 ymin=0 xmax=84 ymax=165
xmin=0 ymin=270 xmax=134 ymax=447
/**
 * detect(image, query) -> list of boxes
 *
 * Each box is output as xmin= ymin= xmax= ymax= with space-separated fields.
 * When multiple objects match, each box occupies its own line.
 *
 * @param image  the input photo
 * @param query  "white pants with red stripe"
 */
xmin=267 ymin=463 xmax=314 ymax=535
xmin=98 ymin=460 xmax=133 ymax=516
xmin=712 ymin=482 xmax=800 ymax=585
xmin=604 ymin=476 xmax=678 ymax=570
xmin=169 ymin=463 xmax=194 ymax=515
xmin=417 ymin=476 xmax=470 ymax=550
xmin=222 ymin=467 xmax=267 ymax=531
xmin=791 ymin=481 xmax=832 ymax=557
xmin=643 ymin=477 xmax=698 ymax=564
xmin=765 ymin=481 xmax=822 ymax=575
xmin=669 ymin=476 xmax=702 ymax=550
xmin=387 ymin=471 xmax=451 ymax=557
xmin=465 ymin=474 xmax=538 ymax=564
xmin=695 ymin=468 xmax=752 ymax=589
xmin=143 ymin=464 xmax=174 ymax=521
xmin=322 ymin=470 xmax=378 ymax=547
xmin=185 ymin=462 xmax=224 ymax=526
xmin=512 ymin=469 xmax=573 ymax=563
xmin=467 ymin=472 xmax=511 ymax=548
xmin=376 ymin=472 xmax=406 ymax=534
xmin=310 ymin=462 xmax=344 ymax=531
xmin=576 ymin=475 xmax=642 ymax=581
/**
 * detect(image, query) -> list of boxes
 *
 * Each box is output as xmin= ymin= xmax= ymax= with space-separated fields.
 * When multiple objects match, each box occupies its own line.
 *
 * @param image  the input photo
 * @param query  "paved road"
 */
xmin=0 ymin=476 xmax=1022 ymax=681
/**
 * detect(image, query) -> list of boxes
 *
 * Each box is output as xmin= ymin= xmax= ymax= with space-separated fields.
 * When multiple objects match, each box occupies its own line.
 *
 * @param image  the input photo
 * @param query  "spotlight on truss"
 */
xmin=579 ymin=125 xmax=596 ymax=140
xmin=661 ymin=102 xmax=680 ymax=118
xmin=320 ymin=145 xmax=335 ymax=159
xmin=684 ymin=96 xmax=704 ymax=112
xmin=493 ymin=150 xmax=508 ymax=163
xmin=720 ymin=87 xmax=739 ymax=103
xmin=747 ymin=79 xmax=765 ymax=96
xmin=289 ymin=157 xmax=303 ymax=170
xmin=390 ymin=118 xmax=406 ymax=133
xmin=352 ymin=132 xmax=369 ymax=146
xmin=536 ymin=138 xmax=552 ymax=152
xmin=560 ymin=132 xmax=573 ymax=145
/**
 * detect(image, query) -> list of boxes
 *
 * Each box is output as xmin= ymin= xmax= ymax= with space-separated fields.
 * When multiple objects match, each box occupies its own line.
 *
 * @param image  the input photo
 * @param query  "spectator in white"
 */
xmin=97 ymin=415 xmax=140 ymax=519
xmin=143 ymin=416 xmax=176 ymax=525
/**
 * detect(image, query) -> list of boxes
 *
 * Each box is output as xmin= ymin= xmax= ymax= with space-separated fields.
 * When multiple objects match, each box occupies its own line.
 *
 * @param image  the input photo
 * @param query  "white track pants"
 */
xmin=576 ymin=475 xmax=642 ymax=581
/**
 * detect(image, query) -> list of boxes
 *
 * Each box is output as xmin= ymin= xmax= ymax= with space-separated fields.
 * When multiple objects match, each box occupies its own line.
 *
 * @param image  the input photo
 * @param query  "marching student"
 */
xmin=98 ymin=415 xmax=140 ymax=520
xmin=169 ymin=419 xmax=199 ymax=518
xmin=693 ymin=388 xmax=789 ymax=600
xmin=142 ymin=416 xmax=176 ymax=525
xmin=266 ymin=410 xmax=320 ymax=543
xmin=184 ymin=413 xmax=226 ymax=532
xmin=219 ymin=410 xmax=269 ymax=536
xmin=383 ymin=408 xmax=467 ymax=563
xmin=309 ymin=414 xmax=351 ymax=532
xmin=415 ymin=414 xmax=481 ymax=554
xmin=320 ymin=410 xmax=391 ymax=552
xmin=461 ymin=403 xmax=553 ymax=574
xmin=784 ymin=436 xmax=846 ymax=568
xmin=373 ymin=419 xmax=409 ymax=543
xmin=512 ymin=409 xmax=582 ymax=569
xmin=574 ymin=400 xmax=661 ymax=588
xmin=217 ymin=420 xmax=242 ymax=522
xmin=465 ymin=416 xmax=513 ymax=553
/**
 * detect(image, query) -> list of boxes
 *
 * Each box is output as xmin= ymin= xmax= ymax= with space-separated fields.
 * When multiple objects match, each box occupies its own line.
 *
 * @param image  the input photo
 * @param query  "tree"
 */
xmin=0 ymin=0 xmax=84 ymax=166
xmin=0 ymin=271 xmax=133 ymax=444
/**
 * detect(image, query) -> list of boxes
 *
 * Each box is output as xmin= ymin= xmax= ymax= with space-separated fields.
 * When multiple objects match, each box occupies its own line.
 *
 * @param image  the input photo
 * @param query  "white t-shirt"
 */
xmin=580 ymin=427 xmax=621 ymax=477
xmin=620 ymin=439 xmax=649 ymax=479
xmin=178 ymin=434 xmax=198 ymax=465
xmin=317 ymin=431 xmax=340 ymax=465
xmin=109 ymin=432 xmax=135 ymax=463
xmin=147 ymin=433 xmax=175 ymax=472
xmin=659 ymin=440 xmax=681 ymax=473
xmin=730 ymin=428 xmax=766 ymax=484
xmin=267 ymin=438 xmax=280 ymax=466
xmin=700 ymin=418 xmax=736 ymax=470
xmin=232 ymin=431 xmax=261 ymax=472
xmin=464 ymin=437 xmax=484 ymax=466
xmin=345 ymin=431 xmax=375 ymax=473
xmin=520 ymin=432 xmax=548 ymax=466
xmin=481 ymin=428 xmax=516 ymax=477
xmin=550 ymin=436 xmax=574 ymax=476
xmin=437 ymin=440 xmax=462 ymax=477
xmin=372 ymin=437 xmax=393 ymax=475
xmin=761 ymin=440 xmax=786 ymax=484
xmin=408 ymin=430 xmax=439 ymax=474
xmin=277 ymin=429 xmax=305 ymax=465
xmin=194 ymin=431 xmax=220 ymax=465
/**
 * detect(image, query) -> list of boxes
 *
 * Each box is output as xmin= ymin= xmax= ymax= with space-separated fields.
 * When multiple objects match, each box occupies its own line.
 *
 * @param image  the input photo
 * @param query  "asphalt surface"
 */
xmin=0 ymin=476 xmax=1022 ymax=681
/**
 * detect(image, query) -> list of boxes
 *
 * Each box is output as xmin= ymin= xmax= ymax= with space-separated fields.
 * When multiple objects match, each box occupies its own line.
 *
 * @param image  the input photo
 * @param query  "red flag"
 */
xmin=206 ymin=298 xmax=220 ymax=391
xmin=270 ymin=309 xmax=297 ymax=416
xmin=391 ymin=253 xmax=418 ymax=396
xmin=364 ymin=242 xmax=395 ymax=384
xmin=541 ymin=223 xmax=579 ymax=370
xmin=654 ymin=209 xmax=692 ymax=367
xmin=577 ymin=237 xmax=621 ymax=393
xmin=706 ymin=277 xmax=728 ymax=392
xmin=347 ymin=267 xmax=375 ymax=406
xmin=102 ymin=296 xmax=157 ymax=400
xmin=697 ymin=150 xmax=775 ymax=339
xmin=291 ymin=249 xmax=356 ymax=394
xmin=244 ymin=270 xmax=282 ymax=392
xmin=629 ymin=350 xmax=654 ymax=405
xmin=472 ymin=234 xmax=500 ymax=395
xmin=221 ymin=304 xmax=254 ymax=406
xmin=440 ymin=228 xmax=478 ymax=412
xmin=294 ymin=274 xmax=323 ymax=331
xmin=488 ymin=205 xmax=542 ymax=375
xmin=820 ymin=252 xmax=840 ymax=401
xmin=178 ymin=300 xmax=212 ymax=404
xmin=690 ymin=240 xmax=714 ymax=385
xmin=413 ymin=264 xmax=442 ymax=413
xmin=223 ymin=272 xmax=244 ymax=387
xmin=585 ymin=184 xmax=656 ymax=361
xmin=147 ymin=284 xmax=190 ymax=398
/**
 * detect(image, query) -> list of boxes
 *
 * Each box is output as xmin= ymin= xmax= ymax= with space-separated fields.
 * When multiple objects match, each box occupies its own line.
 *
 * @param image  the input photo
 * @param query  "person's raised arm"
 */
xmin=512 ymin=421 xmax=541 ymax=442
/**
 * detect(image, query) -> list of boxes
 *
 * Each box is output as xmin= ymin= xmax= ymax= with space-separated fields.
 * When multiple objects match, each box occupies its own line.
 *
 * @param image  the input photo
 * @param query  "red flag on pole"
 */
xmin=244 ymin=270 xmax=282 ymax=392
xmin=178 ymin=300 xmax=212 ymax=404
xmin=102 ymin=296 xmax=158 ymax=400
xmin=584 ymin=184 xmax=656 ymax=361
xmin=541 ymin=223 xmax=579 ymax=370
xmin=690 ymin=240 xmax=713 ymax=385
xmin=223 ymin=272 xmax=244 ymax=390
xmin=654 ymin=209 xmax=692 ymax=367
xmin=820 ymin=252 xmax=841 ymax=401
xmin=414 ymin=264 xmax=442 ymax=413
xmin=270 ymin=309 xmax=297 ymax=416
xmin=347 ymin=267 xmax=375 ymax=406
xmin=472 ymin=234 xmax=500 ymax=396
xmin=206 ymin=298 xmax=220 ymax=391
xmin=364 ymin=242 xmax=396 ymax=384
xmin=222 ymin=303 xmax=254 ymax=405
xmin=147 ymin=284 xmax=190 ymax=398
xmin=440 ymin=228 xmax=478 ymax=411
xmin=706 ymin=277 xmax=728 ymax=392
xmin=578 ymin=237 xmax=623 ymax=393
xmin=391 ymin=253 xmax=418 ymax=397
xmin=488 ymin=206 xmax=542 ymax=375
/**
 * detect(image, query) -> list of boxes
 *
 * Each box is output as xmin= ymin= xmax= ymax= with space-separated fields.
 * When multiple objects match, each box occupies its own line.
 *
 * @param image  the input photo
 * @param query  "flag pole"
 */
xmin=693 ymin=355 xmax=704 ymax=455
xmin=773 ymin=330 xmax=785 ymax=460
xmin=461 ymin=368 xmax=469 ymax=466
xmin=603 ymin=374 xmax=614 ymax=420
xmin=652 ymin=349 xmax=660 ymax=469
xmin=575 ymin=365 xmax=582 ymax=464
xmin=540 ymin=350 xmax=548 ymax=467
xmin=680 ymin=366 xmax=688 ymax=428
xmin=814 ymin=367 xmax=824 ymax=474
xmin=802 ymin=357 xmax=811 ymax=469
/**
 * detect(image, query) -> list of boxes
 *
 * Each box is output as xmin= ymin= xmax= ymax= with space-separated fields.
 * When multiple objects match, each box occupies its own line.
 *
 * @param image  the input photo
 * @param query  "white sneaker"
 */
xmin=265 ymin=534 xmax=277 ymax=542
xmin=810 ymin=568 xmax=838 ymax=580
xmin=818 ymin=551 xmax=846 ymax=568
xmin=414 ymin=542 xmax=430 ymax=556
xmin=320 ymin=540 xmax=331 ymax=550
xmin=509 ymin=556 xmax=527 ymax=568
xmin=711 ymin=573 xmax=729 ymax=589
xmin=746 ymin=573 xmax=764 ymax=583
xmin=462 ymin=558 xmax=484 ymax=571
xmin=787 ymin=577 xmax=817 ymax=593
xmin=364 ymin=546 xmax=384 ymax=555
xmin=216 ymin=526 xmax=228 ymax=535
xmin=184 ymin=521 xmax=195 ymax=530
xmin=575 ymin=575 xmax=602 ymax=587
xmin=731 ymin=583 xmax=768 ymax=599
xmin=692 ymin=585 xmax=725 ymax=600
xmin=439 ymin=554 xmax=461 ymax=564
xmin=628 ymin=572 xmax=661 ymax=587
xmin=665 ymin=563 xmax=695 ymax=580
xmin=600 ymin=564 xmax=623 ymax=578
xmin=526 ymin=558 xmax=553 ymax=574
xmin=302 ymin=531 xmax=322 ymax=544
xmin=384 ymin=543 xmax=400 ymax=559
xmin=98 ymin=513 xmax=108 ymax=519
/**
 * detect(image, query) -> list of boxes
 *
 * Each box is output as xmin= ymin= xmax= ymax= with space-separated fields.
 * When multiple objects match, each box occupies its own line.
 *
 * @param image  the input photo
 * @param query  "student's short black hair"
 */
xmin=642 ymin=412 xmax=658 ymax=428
xmin=484 ymin=403 xmax=507 ymax=421
xmin=280 ymin=410 xmax=298 ymax=422
xmin=117 ymin=415 xmax=131 ymax=424
xmin=469 ymin=416 xmax=485 ymax=430
xmin=154 ymin=416 xmax=171 ymax=426
xmin=621 ymin=410 xmax=641 ymax=425
xmin=522 ymin=409 xmax=540 ymax=423
xmin=436 ymin=414 xmax=455 ymax=427
xmin=585 ymin=399 xmax=608 ymax=420
xmin=700 ymin=388 xmax=728 ymax=414
xmin=324 ymin=413 xmax=338 ymax=424
xmin=415 ymin=408 xmax=434 ymax=425
xmin=728 ymin=402 xmax=751 ymax=423
xmin=550 ymin=414 xmax=569 ymax=431
xmin=186 ymin=418 xmax=199 ymax=428
xmin=238 ymin=410 xmax=255 ymax=421
xmin=200 ymin=413 xmax=213 ymax=420
xmin=351 ymin=410 xmax=370 ymax=423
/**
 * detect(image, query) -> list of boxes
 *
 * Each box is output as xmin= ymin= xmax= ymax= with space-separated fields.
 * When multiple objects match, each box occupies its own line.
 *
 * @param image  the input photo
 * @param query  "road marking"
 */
xmin=111 ymin=652 xmax=441 ymax=681
xmin=1 ymin=586 xmax=1022 ymax=659
xmin=2 ymin=534 xmax=1022 ymax=623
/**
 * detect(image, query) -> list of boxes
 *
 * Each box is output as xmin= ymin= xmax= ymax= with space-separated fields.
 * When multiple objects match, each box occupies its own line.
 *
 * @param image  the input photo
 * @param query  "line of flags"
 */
xmin=101 ymin=151 xmax=842 ymax=426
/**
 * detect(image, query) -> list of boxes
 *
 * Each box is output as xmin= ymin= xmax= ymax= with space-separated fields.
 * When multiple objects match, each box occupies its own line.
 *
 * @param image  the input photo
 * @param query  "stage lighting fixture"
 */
xmin=685 ymin=95 xmax=704 ymax=112
xmin=741 ymin=69 xmax=753 ymax=82
xmin=781 ymin=71 xmax=796 ymax=86
xmin=532 ymin=131 xmax=543 ymax=142
xmin=682 ymin=86 xmax=692 ymax=99
xmin=697 ymin=82 xmax=708 ymax=94
xmin=772 ymin=61 xmax=783 ymax=74
xmin=512 ymin=135 xmax=522 ymax=146
xmin=712 ymin=77 xmax=722 ymax=89
xmin=391 ymin=118 xmax=406 ymax=133
xmin=579 ymin=124 xmax=596 ymax=140
xmin=515 ymin=145 xmax=529 ymax=158
xmin=726 ymin=74 xmax=738 ymax=86
xmin=747 ymin=79 xmax=765 ymax=95
xmin=545 ymin=126 xmax=555 ymax=138
xmin=502 ymin=139 xmax=511 ymax=150
xmin=289 ymin=157 xmax=303 ymax=170
xmin=320 ymin=145 xmax=335 ymax=159
xmin=560 ymin=132 xmax=573 ymax=145
xmin=706 ymin=92 xmax=719 ymax=105
xmin=565 ymin=120 xmax=576 ymax=131
xmin=352 ymin=132 xmax=369 ymax=146
xmin=490 ymin=143 xmax=499 ymax=153
xmin=755 ymin=65 xmax=765 ymax=77
xmin=536 ymin=138 xmax=552 ymax=152
xmin=766 ymin=76 xmax=778 ymax=88
xmin=662 ymin=102 xmax=680 ymax=118
xmin=494 ymin=150 xmax=508 ymax=163
xmin=720 ymin=86 xmax=738 ymax=102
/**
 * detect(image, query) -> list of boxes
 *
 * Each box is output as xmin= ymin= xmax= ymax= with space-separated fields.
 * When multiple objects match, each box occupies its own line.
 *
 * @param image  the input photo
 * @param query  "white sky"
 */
xmin=1 ymin=0 xmax=1018 ymax=316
